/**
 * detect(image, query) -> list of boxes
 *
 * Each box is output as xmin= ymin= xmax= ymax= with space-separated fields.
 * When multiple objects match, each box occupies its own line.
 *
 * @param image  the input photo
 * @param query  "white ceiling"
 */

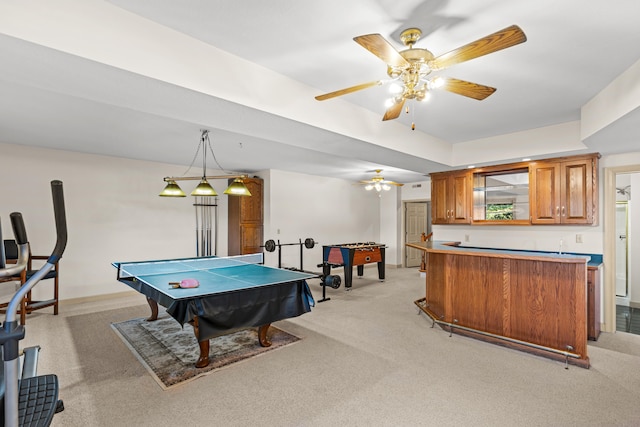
xmin=1 ymin=0 xmax=639 ymax=184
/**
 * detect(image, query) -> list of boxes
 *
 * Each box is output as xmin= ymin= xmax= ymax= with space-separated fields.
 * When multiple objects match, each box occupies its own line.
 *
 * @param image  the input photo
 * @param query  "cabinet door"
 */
xmin=530 ymin=162 xmax=561 ymax=224
xmin=587 ymin=266 xmax=601 ymax=341
xmin=228 ymin=177 xmax=264 ymax=255
xmin=531 ymin=159 xmax=594 ymax=225
xmin=431 ymin=173 xmax=471 ymax=224
xmin=240 ymin=179 xmax=264 ymax=224
xmin=431 ymin=175 xmax=449 ymax=224
xmin=241 ymin=224 xmax=264 ymax=255
xmin=449 ymin=172 xmax=472 ymax=224
xmin=561 ymin=159 xmax=593 ymax=224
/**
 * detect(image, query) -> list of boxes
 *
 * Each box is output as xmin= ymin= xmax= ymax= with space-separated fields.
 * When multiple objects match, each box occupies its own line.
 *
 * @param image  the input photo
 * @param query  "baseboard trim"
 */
xmin=59 ymin=290 xmax=139 ymax=306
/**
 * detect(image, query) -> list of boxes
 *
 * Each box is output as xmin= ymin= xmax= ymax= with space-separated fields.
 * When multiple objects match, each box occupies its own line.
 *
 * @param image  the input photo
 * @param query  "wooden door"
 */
xmin=405 ymin=202 xmax=429 ymax=268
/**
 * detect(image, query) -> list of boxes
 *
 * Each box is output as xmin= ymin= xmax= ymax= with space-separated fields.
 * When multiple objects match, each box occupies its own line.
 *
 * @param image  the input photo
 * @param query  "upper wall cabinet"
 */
xmin=430 ymin=153 xmax=600 ymax=226
xmin=529 ymin=155 xmax=599 ymax=225
xmin=431 ymin=171 xmax=472 ymax=224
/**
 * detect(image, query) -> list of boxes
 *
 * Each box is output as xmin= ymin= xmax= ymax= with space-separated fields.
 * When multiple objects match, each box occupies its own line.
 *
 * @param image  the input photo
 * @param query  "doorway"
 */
xmin=405 ymin=201 xmax=431 ymax=268
xmin=614 ymin=173 xmax=638 ymax=334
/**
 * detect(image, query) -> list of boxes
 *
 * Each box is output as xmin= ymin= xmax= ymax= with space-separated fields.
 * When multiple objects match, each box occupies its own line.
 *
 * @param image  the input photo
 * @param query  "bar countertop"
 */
xmin=406 ymin=241 xmax=596 ymax=265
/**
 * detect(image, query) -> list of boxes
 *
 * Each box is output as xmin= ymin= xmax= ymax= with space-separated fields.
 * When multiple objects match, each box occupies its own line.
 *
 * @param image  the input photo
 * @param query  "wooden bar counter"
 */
xmin=407 ymin=241 xmax=590 ymax=368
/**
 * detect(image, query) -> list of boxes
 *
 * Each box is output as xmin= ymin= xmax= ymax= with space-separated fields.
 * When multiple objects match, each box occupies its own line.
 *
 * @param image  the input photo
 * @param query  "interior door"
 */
xmin=405 ymin=202 xmax=430 ymax=268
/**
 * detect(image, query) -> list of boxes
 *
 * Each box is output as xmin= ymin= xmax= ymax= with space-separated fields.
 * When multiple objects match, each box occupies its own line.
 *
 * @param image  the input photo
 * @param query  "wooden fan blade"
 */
xmin=441 ymin=77 xmax=496 ymax=100
xmin=315 ymin=80 xmax=383 ymax=101
xmin=429 ymin=25 xmax=526 ymax=71
xmin=353 ymin=34 xmax=410 ymax=68
xmin=382 ymin=98 xmax=406 ymax=121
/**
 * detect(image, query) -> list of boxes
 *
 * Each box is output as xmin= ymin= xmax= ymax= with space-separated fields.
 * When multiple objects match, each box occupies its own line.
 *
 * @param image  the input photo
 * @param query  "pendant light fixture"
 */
xmin=159 ymin=130 xmax=252 ymax=197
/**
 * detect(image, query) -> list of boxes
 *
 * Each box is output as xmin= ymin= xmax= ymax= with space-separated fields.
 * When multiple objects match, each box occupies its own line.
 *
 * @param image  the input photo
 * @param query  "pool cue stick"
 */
xmin=194 ymin=199 xmax=200 ymax=256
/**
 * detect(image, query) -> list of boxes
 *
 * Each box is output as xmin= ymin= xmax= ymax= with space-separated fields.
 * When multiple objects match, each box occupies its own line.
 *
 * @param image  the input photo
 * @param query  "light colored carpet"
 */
xmin=111 ymin=315 xmax=300 ymax=389
xmin=18 ymin=267 xmax=640 ymax=426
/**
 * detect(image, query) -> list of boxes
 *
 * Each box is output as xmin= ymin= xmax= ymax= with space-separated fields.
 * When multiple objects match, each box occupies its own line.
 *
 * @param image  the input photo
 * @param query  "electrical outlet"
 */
xmin=277 ymin=229 xmax=281 ymax=235
xmin=465 ymin=234 xmax=470 ymax=242
xmin=576 ymin=234 xmax=583 ymax=243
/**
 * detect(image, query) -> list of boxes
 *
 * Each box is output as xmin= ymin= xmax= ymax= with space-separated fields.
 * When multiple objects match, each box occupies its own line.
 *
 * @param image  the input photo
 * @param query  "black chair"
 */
xmin=0 ymin=239 xmax=59 ymax=325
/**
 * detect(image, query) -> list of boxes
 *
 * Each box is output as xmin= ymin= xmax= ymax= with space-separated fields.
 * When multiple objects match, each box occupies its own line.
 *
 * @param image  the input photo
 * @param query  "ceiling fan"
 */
xmin=357 ymin=170 xmax=404 ymax=192
xmin=315 ymin=25 xmax=527 ymax=124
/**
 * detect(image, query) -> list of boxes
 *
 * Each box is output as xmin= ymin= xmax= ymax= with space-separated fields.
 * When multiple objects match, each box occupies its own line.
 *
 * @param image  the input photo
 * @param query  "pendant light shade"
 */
xmin=190 ymin=178 xmax=218 ymax=196
xmin=159 ymin=130 xmax=251 ymax=198
xmin=223 ymin=178 xmax=252 ymax=196
xmin=159 ymin=180 xmax=186 ymax=197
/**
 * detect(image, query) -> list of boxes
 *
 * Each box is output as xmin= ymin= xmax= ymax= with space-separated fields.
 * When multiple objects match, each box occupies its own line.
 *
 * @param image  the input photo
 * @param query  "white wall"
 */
xmin=262 ymin=169 xmax=380 ymax=272
xmin=401 ymin=181 xmax=431 ymax=201
xmin=5 ymin=140 xmax=640 ymax=305
xmin=379 ymin=188 xmax=402 ymax=266
xmin=432 ymin=224 xmax=602 ymax=254
xmin=0 ymin=142 xmax=234 ymax=300
xmin=0 ymin=143 xmax=387 ymax=302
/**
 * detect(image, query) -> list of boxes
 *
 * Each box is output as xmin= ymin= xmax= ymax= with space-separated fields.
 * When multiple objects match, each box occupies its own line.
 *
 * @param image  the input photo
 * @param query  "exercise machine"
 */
xmin=261 ymin=238 xmax=340 ymax=302
xmin=262 ymin=238 xmax=316 ymax=271
xmin=0 ymin=180 xmax=67 ymax=427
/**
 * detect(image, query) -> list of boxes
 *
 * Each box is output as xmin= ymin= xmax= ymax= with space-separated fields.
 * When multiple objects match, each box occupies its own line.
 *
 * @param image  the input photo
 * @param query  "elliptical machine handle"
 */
xmin=49 ymin=180 xmax=68 ymax=263
xmin=9 ymin=212 xmax=27 ymax=245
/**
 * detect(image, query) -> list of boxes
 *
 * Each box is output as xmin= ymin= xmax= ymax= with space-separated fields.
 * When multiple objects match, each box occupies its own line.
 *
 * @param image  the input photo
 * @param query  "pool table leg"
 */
xmin=191 ymin=316 xmax=210 ymax=368
xmin=145 ymin=297 xmax=159 ymax=321
xmin=143 ymin=300 xmax=211 ymax=368
xmin=190 ymin=320 xmax=273 ymax=368
xmin=258 ymin=324 xmax=272 ymax=347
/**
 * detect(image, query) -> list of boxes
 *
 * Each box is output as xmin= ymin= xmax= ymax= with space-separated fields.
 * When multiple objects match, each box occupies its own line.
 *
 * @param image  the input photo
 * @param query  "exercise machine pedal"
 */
xmin=17 ymin=374 xmax=60 ymax=426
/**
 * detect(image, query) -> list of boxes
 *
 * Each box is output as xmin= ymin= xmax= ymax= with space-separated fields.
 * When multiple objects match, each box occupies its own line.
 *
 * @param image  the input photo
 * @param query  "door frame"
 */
xmin=604 ymin=165 xmax=640 ymax=332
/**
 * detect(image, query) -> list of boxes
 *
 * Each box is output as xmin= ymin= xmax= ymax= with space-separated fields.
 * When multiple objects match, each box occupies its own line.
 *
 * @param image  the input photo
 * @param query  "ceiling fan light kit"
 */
xmin=358 ymin=170 xmax=404 ymax=192
xmin=315 ymin=25 xmax=527 ymax=126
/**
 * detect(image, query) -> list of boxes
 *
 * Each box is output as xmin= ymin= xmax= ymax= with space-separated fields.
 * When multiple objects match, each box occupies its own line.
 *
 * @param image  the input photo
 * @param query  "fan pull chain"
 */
xmin=404 ymin=103 xmax=416 ymax=130
xmin=411 ymin=102 xmax=416 ymax=130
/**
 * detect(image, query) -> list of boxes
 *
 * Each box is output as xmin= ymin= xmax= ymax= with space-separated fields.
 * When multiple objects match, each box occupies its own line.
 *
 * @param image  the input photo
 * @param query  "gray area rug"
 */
xmin=111 ymin=315 xmax=300 ymax=389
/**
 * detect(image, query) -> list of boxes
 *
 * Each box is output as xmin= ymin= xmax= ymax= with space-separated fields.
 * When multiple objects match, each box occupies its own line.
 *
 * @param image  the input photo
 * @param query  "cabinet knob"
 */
xmin=562 ymin=206 xmax=566 ymax=217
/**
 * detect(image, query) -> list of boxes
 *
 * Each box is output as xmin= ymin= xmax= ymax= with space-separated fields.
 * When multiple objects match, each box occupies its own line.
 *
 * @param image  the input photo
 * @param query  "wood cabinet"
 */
xmin=228 ymin=177 xmax=263 ymax=255
xmin=530 ymin=154 xmax=598 ymax=225
xmin=587 ymin=265 xmax=601 ymax=341
xmin=429 ymin=153 xmax=599 ymax=226
xmin=431 ymin=171 xmax=472 ymax=224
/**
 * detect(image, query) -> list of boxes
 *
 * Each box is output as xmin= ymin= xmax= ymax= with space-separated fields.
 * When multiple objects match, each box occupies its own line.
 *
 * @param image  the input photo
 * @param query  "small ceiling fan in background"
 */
xmin=315 ymin=25 xmax=527 ymax=128
xmin=357 ymin=170 xmax=404 ymax=192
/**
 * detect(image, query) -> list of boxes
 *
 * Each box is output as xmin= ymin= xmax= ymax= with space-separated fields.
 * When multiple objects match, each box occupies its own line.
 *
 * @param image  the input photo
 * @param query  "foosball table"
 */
xmin=321 ymin=242 xmax=385 ymax=289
